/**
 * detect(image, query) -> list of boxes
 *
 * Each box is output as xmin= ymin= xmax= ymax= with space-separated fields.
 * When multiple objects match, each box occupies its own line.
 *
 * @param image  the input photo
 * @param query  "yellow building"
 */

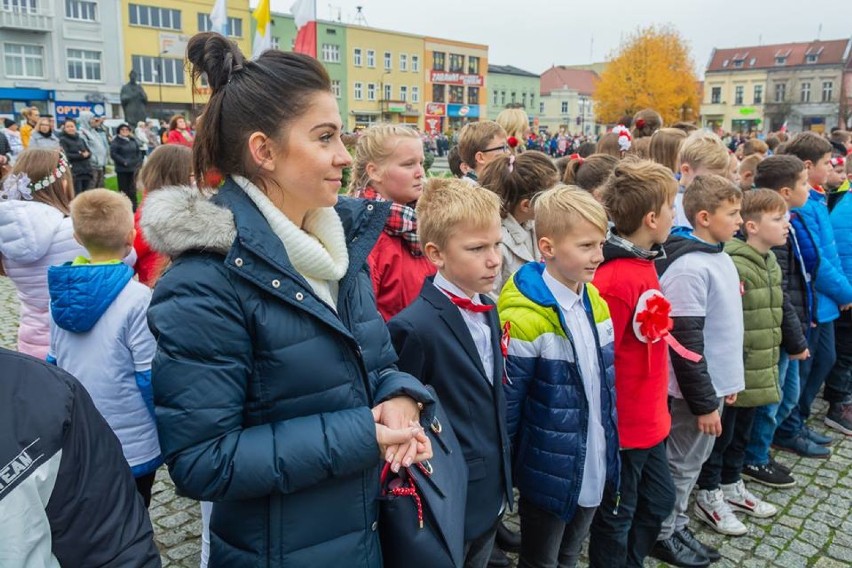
xmin=423 ymin=38 xmax=489 ymax=134
xmin=119 ymin=0 xmax=252 ymax=119
xmin=345 ymin=26 xmax=425 ymax=130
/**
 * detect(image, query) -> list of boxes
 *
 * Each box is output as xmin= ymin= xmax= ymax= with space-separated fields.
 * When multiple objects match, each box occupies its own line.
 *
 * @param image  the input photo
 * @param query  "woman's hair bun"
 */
xmin=187 ymin=32 xmax=246 ymax=91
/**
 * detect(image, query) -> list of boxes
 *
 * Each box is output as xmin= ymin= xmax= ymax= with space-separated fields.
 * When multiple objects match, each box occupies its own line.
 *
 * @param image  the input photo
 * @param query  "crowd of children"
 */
xmin=2 ymin=50 xmax=852 ymax=568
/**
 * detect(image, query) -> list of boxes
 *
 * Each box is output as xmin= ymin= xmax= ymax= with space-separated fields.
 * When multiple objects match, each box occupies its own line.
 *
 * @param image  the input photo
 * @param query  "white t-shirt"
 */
xmin=660 ymin=249 xmax=745 ymax=398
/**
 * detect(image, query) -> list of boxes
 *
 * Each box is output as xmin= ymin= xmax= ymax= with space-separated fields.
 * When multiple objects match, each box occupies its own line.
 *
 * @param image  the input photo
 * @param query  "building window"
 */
xmin=400 ymin=86 xmax=407 ymax=101
xmin=197 ymin=13 xmax=242 ymax=37
xmin=411 ymin=86 xmax=419 ymax=103
xmin=131 ymin=55 xmax=184 ymax=85
xmin=432 ymin=84 xmax=445 ymax=103
xmin=711 ymin=86 xmax=721 ymax=104
xmin=539 ymin=101 xmax=544 ymax=114
xmin=530 ymin=94 xmax=535 ymax=110
xmin=806 ymin=54 xmax=818 ymax=64
xmin=734 ymin=85 xmax=744 ymax=105
xmin=4 ymin=43 xmax=44 ymax=78
xmin=753 ymin=84 xmax=763 ymax=104
xmin=561 ymin=101 xmax=568 ymax=114
xmin=331 ymin=79 xmax=341 ymax=98
xmin=270 ymin=37 xmax=280 ymax=50
xmin=400 ymin=54 xmax=407 ymax=72
xmin=774 ymin=83 xmax=786 ymax=102
xmin=383 ymin=51 xmax=391 ymax=70
xmin=775 ymin=56 xmax=787 ymax=66
xmin=800 ymin=82 xmax=811 ymax=103
xmin=468 ymin=56 xmax=479 ymax=75
xmin=366 ymin=49 xmax=375 ymax=68
xmin=492 ymin=90 xmax=498 ymax=106
xmin=449 ymin=53 xmax=464 ymax=73
xmin=353 ymin=48 xmax=362 ymax=66
xmin=321 ymin=44 xmax=340 ymax=63
xmin=412 ymin=55 xmax=419 ymax=72
xmin=432 ymin=51 xmax=445 ymax=71
xmin=4 ymin=0 xmax=37 ymax=12
xmin=354 ymin=81 xmax=363 ymax=100
xmin=367 ymin=83 xmax=376 ymax=101
xmin=383 ymin=83 xmax=392 ymax=101
xmin=467 ymin=87 xmax=479 ymax=105
xmin=449 ymin=85 xmax=464 ymax=104
xmin=511 ymin=91 xmax=516 ymax=104
xmin=65 ymin=0 xmax=97 ymax=21
xmin=500 ymin=91 xmax=505 ymax=105
xmin=822 ymin=81 xmax=833 ymax=102
xmin=67 ymin=48 xmax=101 ymax=81
xmin=129 ymin=4 xmax=181 ymax=30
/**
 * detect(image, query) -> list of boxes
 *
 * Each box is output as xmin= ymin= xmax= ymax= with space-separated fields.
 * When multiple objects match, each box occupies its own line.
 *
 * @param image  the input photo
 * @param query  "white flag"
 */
xmin=252 ymin=0 xmax=271 ymax=59
xmin=209 ymin=0 xmax=227 ymax=35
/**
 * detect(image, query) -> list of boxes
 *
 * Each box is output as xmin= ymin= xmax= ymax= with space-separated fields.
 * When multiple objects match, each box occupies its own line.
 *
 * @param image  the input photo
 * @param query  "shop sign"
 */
xmin=55 ymin=101 xmax=106 ymax=121
xmin=447 ymin=104 xmax=479 ymax=118
xmin=426 ymin=102 xmax=446 ymax=116
xmin=429 ymin=71 xmax=484 ymax=87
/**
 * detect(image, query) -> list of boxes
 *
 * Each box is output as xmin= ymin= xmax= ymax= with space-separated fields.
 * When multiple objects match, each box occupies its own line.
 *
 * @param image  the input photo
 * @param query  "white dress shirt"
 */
xmin=434 ymin=271 xmax=495 ymax=384
xmin=542 ymin=268 xmax=607 ymax=508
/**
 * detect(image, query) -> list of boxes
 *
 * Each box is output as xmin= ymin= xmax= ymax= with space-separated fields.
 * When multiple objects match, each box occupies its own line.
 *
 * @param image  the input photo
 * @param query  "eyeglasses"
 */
xmin=481 ymin=144 xmax=510 ymax=154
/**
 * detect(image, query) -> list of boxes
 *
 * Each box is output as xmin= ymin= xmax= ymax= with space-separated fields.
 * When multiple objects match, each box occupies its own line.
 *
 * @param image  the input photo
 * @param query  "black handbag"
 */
xmin=378 ymin=390 xmax=467 ymax=568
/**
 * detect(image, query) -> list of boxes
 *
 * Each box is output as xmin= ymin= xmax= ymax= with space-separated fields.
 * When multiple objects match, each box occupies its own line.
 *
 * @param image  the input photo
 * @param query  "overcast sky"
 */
xmin=264 ymin=0 xmax=848 ymax=77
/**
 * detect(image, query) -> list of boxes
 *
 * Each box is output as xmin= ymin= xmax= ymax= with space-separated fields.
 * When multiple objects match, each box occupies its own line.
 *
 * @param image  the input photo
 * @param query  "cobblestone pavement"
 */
xmin=2 ymin=275 xmax=851 ymax=567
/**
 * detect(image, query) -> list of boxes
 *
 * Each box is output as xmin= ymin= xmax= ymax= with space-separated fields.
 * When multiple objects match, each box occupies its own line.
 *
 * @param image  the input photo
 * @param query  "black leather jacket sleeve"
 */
xmin=780 ymin=288 xmax=808 ymax=355
xmin=669 ymin=315 xmax=719 ymax=416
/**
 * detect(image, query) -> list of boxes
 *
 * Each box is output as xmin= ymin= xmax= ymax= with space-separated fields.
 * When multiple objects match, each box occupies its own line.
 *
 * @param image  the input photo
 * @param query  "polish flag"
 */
xmin=291 ymin=0 xmax=317 ymax=58
xmin=252 ymin=0 xmax=271 ymax=59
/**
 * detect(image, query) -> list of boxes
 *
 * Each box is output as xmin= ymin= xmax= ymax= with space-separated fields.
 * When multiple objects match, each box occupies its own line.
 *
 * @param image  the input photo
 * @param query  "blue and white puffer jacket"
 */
xmin=498 ymin=262 xmax=620 ymax=523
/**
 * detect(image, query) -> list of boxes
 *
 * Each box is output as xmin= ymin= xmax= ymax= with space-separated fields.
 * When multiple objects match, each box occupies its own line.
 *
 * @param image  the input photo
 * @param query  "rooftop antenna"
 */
xmin=327 ymin=3 xmax=341 ymax=22
xmin=817 ymin=23 xmax=822 ymax=40
xmin=354 ymin=5 xmax=368 ymax=26
xmin=758 ymin=34 xmax=762 ymax=46
xmin=590 ymin=36 xmax=594 ymax=61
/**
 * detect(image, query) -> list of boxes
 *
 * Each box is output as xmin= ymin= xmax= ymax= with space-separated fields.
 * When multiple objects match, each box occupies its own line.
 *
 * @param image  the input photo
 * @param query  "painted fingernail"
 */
xmin=403 ymin=458 xmax=412 ymax=467
xmin=392 ymin=462 xmax=400 ymax=473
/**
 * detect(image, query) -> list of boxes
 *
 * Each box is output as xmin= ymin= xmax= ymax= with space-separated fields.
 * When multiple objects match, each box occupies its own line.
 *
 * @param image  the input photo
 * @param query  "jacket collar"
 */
xmin=502 ymin=214 xmax=536 ymax=262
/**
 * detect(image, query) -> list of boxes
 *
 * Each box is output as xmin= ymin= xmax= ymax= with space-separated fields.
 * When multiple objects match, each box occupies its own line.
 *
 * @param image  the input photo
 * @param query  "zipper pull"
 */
xmin=612 ymin=492 xmax=621 ymax=515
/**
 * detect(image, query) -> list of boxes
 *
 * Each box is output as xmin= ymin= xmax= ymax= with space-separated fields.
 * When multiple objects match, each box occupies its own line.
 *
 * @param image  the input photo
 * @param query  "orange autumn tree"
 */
xmin=594 ymin=26 xmax=700 ymax=125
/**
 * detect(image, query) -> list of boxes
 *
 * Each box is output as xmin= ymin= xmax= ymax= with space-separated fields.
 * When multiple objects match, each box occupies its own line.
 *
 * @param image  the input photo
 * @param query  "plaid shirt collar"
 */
xmin=354 ymin=186 xmax=422 ymax=257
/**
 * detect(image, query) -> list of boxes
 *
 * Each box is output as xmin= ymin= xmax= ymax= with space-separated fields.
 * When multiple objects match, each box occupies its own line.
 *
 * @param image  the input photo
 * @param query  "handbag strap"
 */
xmin=380 ymin=462 xmax=425 ymax=529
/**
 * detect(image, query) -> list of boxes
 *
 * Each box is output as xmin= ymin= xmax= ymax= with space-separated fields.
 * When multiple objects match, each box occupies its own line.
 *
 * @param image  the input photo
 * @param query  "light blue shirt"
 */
xmin=542 ymin=268 xmax=606 ymax=507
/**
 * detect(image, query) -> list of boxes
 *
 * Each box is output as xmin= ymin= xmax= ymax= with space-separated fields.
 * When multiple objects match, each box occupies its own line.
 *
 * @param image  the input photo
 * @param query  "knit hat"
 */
xmin=3 ymin=118 xmax=14 ymax=129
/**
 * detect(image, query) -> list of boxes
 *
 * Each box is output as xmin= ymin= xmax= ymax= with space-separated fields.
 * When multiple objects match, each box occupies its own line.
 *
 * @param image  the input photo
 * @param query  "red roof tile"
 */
xmin=540 ymin=66 xmax=599 ymax=96
xmin=706 ymin=39 xmax=851 ymax=72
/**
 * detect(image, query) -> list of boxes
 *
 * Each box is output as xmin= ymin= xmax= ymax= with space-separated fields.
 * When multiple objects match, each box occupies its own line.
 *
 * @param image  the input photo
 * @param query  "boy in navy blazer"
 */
xmin=388 ymin=178 xmax=513 ymax=568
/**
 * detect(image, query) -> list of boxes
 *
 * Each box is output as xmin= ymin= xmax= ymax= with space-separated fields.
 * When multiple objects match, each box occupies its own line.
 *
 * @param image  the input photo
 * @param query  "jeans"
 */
xmin=518 ymin=497 xmax=597 ymax=568
xmin=777 ymin=322 xmax=836 ymax=439
xmin=744 ymin=351 xmax=800 ymax=465
xmin=824 ymin=317 xmax=852 ymax=404
xmin=697 ymin=405 xmax=757 ymax=489
xmin=588 ymin=441 xmax=675 ymax=568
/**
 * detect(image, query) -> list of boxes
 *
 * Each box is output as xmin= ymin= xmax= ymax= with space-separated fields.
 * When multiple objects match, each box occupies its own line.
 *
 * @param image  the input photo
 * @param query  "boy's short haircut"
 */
xmin=534 ymin=184 xmax=609 ymax=241
xmin=742 ymin=139 xmax=768 ymax=156
xmin=741 ymin=188 xmax=787 ymax=224
xmin=754 ymin=155 xmax=805 ymax=191
xmin=458 ymin=121 xmax=507 ymax=169
xmin=830 ymin=130 xmax=850 ymax=145
xmin=677 ymin=131 xmax=730 ymax=173
xmin=416 ymin=178 xmax=501 ymax=249
xmin=683 ymin=175 xmax=743 ymax=223
xmin=601 ymin=158 xmax=678 ymax=235
xmin=765 ymin=134 xmax=781 ymax=152
xmin=779 ymin=131 xmax=833 ymax=164
xmin=71 ymin=188 xmax=134 ymax=253
xmin=739 ymin=154 xmax=763 ymax=178
xmin=447 ymin=145 xmax=464 ymax=178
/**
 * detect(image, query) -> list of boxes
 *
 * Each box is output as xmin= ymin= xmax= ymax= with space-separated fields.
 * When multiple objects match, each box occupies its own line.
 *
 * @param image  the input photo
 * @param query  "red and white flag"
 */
xmin=291 ymin=0 xmax=317 ymax=58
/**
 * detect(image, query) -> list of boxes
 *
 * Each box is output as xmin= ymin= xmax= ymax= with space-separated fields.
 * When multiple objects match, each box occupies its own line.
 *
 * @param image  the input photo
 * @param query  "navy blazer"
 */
xmin=388 ymin=277 xmax=513 ymax=541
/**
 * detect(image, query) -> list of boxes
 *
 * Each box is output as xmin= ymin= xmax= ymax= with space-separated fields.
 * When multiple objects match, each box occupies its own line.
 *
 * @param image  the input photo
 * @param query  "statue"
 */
xmin=120 ymin=70 xmax=148 ymax=125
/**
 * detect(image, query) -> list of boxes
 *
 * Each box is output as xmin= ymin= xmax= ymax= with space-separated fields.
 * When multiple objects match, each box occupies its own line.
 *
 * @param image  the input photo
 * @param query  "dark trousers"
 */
xmin=588 ymin=441 xmax=675 ymax=568
xmin=518 ymin=497 xmax=597 ymax=568
xmin=116 ymin=171 xmax=138 ymax=211
xmin=697 ymin=405 xmax=757 ymax=490
xmin=464 ymin=517 xmax=499 ymax=568
xmin=91 ymin=167 xmax=105 ymax=189
xmin=824 ymin=317 xmax=852 ymax=403
xmin=134 ymin=471 xmax=156 ymax=508
xmin=73 ymin=173 xmax=92 ymax=195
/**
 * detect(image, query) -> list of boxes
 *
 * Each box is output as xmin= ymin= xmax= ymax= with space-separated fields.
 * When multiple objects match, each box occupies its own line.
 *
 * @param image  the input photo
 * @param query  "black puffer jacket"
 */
xmin=772 ymin=236 xmax=809 ymax=355
xmin=58 ymin=131 xmax=92 ymax=176
xmin=110 ymin=135 xmax=144 ymax=173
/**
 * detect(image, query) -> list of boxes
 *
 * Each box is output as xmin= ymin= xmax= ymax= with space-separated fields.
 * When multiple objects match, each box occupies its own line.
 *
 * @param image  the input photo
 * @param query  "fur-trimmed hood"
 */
xmin=139 ymin=185 xmax=236 ymax=257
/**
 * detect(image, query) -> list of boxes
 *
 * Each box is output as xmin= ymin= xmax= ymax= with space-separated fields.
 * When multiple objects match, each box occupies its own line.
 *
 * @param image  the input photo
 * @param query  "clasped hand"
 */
xmin=373 ymin=396 xmax=433 ymax=473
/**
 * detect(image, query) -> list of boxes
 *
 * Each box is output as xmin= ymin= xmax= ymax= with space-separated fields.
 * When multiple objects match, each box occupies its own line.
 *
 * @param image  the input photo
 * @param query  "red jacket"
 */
xmin=133 ymin=204 xmax=167 ymax=287
xmin=368 ymin=232 xmax=436 ymax=321
xmin=593 ymin=256 xmax=671 ymax=449
xmin=166 ymin=129 xmax=193 ymax=148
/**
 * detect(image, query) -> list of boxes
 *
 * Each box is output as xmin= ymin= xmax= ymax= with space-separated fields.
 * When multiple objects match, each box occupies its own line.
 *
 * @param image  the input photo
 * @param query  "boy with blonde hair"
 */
xmin=651 ymin=175 xmax=744 ymax=567
xmin=388 ymin=179 xmax=512 ymax=568
xmin=458 ymin=121 xmax=509 ymax=182
xmin=47 ymin=189 xmax=162 ymax=507
xmin=499 ymin=185 xmax=620 ymax=568
xmin=674 ymin=131 xmax=732 ymax=227
xmin=588 ymin=160 xmax=678 ymax=567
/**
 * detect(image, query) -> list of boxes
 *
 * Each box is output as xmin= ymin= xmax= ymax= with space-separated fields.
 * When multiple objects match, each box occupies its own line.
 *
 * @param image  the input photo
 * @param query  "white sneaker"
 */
xmin=722 ymin=479 xmax=778 ymax=518
xmin=694 ymin=488 xmax=748 ymax=536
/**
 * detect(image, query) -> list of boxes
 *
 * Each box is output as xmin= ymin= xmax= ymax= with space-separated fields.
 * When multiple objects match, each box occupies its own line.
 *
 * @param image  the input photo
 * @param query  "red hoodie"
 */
xmin=593 ymin=255 xmax=671 ymax=449
xmin=369 ymin=232 xmax=436 ymax=321
xmin=133 ymin=205 xmax=167 ymax=287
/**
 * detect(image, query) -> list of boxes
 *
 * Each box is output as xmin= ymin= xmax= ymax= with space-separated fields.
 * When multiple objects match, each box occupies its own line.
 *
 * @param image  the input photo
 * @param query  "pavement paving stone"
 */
xmin=3 ymin=276 xmax=852 ymax=567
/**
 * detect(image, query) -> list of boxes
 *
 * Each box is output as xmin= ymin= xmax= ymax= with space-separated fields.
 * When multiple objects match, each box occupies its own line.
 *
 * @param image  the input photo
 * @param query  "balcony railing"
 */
xmin=0 ymin=5 xmax=53 ymax=32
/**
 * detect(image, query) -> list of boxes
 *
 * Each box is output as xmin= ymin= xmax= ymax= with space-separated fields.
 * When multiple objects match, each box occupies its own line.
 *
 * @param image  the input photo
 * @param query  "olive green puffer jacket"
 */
xmin=725 ymin=239 xmax=783 ymax=407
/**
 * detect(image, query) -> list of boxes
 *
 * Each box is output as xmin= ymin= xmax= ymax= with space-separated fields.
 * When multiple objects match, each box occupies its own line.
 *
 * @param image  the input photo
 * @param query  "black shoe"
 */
xmin=488 ymin=546 xmax=511 ymax=568
xmin=494 ymin=521 xmax=521 ymax=553
xmin=742 ymin=462 xmax=796 ymax=488
xmin=649 ymin=536 xmax=710 ymax=567
xmin=768 ymin=455 xmax=792 ymax=475
xmin=675 ymin=527 xmax=721 ymax=562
